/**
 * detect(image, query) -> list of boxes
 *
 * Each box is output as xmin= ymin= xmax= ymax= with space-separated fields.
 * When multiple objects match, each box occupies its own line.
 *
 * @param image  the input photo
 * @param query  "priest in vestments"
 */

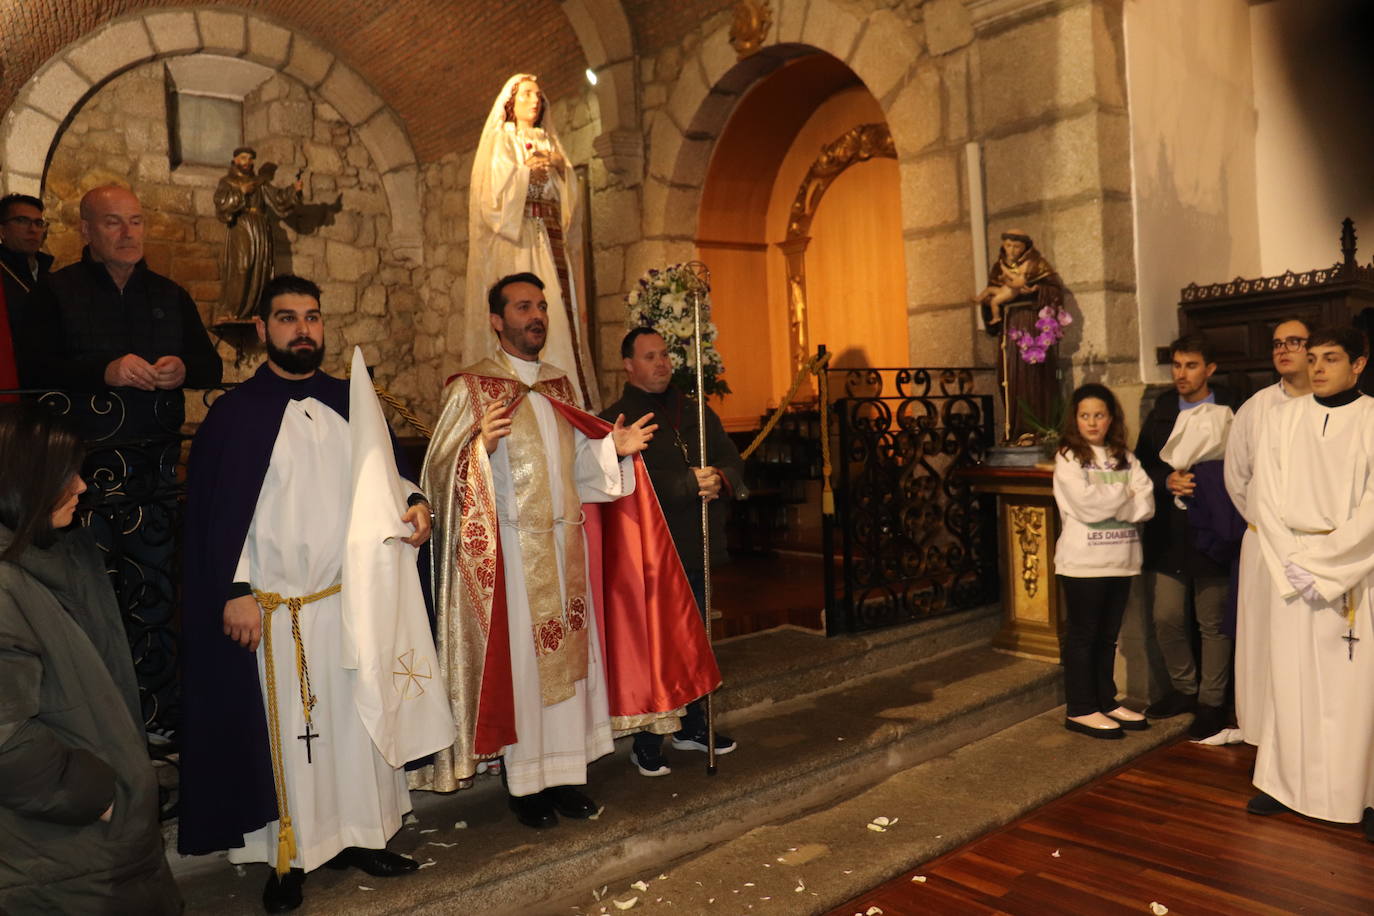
xmin=1223 ymin=317 xmax=1311 ymax=746
xmin=179 ymin=275 xmax=455 ymax=911
xmin=1249 ymin=326 xmax=1374 ymax=836
xmin=419 ymin=272 xmax=721 ymax=828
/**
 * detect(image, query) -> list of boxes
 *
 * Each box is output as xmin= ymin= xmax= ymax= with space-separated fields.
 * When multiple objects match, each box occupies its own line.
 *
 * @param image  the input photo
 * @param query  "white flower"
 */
xmin=627 ymin=289 xmax=640 ymax=305
xmin=669 ymin=351 xmax=684 ymax=369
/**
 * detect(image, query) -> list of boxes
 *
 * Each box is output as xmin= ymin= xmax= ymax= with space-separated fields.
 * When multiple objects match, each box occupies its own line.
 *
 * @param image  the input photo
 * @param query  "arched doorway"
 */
xmin=696 ymin=53 xmax=908 ymax=430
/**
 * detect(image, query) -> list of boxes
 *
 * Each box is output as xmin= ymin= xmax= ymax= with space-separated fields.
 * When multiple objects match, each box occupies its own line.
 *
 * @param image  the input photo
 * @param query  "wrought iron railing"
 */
xmin=823 ymin=366 xmax=999 ymax=634
xmin=4 ymin=386 xmax=228 ymax=744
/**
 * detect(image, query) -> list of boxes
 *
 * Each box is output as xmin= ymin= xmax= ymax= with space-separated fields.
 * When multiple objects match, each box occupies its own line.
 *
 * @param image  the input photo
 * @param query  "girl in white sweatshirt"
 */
xmin=1053 ymin=383 xmax=1155 ymax=739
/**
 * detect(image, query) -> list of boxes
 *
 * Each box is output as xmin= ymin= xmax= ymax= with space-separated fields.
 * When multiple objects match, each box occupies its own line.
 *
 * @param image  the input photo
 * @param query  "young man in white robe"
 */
xmin=1223 ymin=317 xmax=1311 ymax=746
xmin=1248 ymin=325 xmax=1374 ymax=841
xmin=180 ymin=275 xmax=455 ymax=912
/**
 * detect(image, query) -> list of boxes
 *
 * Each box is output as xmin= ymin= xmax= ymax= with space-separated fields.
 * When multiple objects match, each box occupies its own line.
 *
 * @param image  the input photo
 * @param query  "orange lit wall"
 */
xmin=697 ymin=57 xmax=907 ymax=429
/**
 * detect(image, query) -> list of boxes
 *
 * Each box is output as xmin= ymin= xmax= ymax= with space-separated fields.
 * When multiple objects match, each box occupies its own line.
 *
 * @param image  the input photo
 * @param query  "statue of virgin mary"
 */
xmin=462 ymin=74 xmax=599 ymax=409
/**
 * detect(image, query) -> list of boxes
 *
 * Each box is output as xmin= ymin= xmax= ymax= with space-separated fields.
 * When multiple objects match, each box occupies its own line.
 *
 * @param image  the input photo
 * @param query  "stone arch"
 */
xmin=0 ymin=8 xmax=425 ymax=264
xmin=559 ymin=0 xmax=642 ymax=179
xmin=643 ymin=0 xmax=934 ymax=247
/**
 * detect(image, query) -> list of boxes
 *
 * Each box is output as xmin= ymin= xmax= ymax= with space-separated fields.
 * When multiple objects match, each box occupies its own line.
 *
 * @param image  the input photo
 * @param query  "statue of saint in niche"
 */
xmin=977 ymin=230 xmax=1065 ymax=444
xmin=214 ymin=146 xmax=303 ymax=323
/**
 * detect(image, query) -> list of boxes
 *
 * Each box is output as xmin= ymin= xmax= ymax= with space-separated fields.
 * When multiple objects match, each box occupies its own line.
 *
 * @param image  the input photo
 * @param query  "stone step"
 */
xmin=554 ymin=710 xmax=1191 ymax=916
xmin=175 ymin=610 xmax=1062 ymax=915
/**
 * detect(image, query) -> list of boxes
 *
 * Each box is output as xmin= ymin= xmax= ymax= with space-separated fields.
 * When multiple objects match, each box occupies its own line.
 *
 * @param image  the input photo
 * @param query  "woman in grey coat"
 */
xmin=0 ymin=404 xmax=181 ymax=914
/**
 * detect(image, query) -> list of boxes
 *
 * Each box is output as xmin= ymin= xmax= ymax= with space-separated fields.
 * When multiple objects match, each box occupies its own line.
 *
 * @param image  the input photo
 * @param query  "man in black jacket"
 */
xmin=19 ymin=185 xmax=222 ymax=741
xmin=0 ymin=193 xmax=54 ymax=387
xmin=601 ymin=327 xmax=745 ymax=776
xmin=20 ymin=185 xmax=222 ymax=433
xmin=1136 ymin=335 xmax=1237 ymax=742
xmin=0 ymin=193 xmax=53 ymax=298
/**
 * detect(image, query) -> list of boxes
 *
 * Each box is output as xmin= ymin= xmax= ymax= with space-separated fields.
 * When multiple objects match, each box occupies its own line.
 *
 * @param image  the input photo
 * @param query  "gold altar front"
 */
xmin=961 ymin=465 xmax=1063 ymax=664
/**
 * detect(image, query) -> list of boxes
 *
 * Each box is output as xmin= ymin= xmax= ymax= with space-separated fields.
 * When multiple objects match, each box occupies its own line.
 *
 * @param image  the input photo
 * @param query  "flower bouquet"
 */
xmin=625 ymin=264 xmax=731 ymax=397
xmin=1006 ymin=305 xmax=1073 ymax=364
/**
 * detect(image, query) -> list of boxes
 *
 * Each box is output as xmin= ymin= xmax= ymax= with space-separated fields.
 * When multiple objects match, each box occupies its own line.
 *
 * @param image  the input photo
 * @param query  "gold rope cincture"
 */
xmin=739 ymin=349 xmax=834 ymax=515
xmin=252 ymin=582 xmax=341 ymax=875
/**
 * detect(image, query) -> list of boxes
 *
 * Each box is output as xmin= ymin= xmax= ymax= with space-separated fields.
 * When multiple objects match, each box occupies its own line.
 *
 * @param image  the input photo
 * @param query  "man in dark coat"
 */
xmin=18 ymin=185 xmax=223 ymax=742
xmin=601 ymin=327 xmax=746 ymax=776
xmin=0 ymin=193 xmax=53 ymax=392
xmin=20 ymin=185 xmax=221 ymax=435
xmin=1136 ymin=334 xmax=1237 ymax=742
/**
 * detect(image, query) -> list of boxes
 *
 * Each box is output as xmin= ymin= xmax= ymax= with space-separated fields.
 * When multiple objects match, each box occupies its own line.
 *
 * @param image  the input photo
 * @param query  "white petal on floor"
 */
xmin=612 ymin=897 xmax=638 ymax=910
xmin=428 ymin=841 xmax=458 ymax=848
xmin=1052 ymin=850 xmax=1061 ymax=858
xmin=631 ymin=880 xmax=649 ymax=892
xmin=911 ymin=875 xmax=927 ymax=883
xmin=1149 ymin=904 xmax=1169 ymax=915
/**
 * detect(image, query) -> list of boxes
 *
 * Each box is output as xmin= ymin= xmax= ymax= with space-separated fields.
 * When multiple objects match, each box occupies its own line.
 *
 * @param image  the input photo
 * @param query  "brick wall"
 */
xmin=0 ymin=0 xmax=587 ymax=162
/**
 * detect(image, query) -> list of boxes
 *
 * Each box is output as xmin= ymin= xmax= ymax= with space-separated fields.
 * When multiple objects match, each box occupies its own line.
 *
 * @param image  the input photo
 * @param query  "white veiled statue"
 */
xmin=462 ymin=73 xmax=599 ymax=409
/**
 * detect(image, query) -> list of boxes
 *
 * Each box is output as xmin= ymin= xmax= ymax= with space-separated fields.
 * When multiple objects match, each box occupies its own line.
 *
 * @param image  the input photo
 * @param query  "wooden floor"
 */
xmin=831 ymin=740 xmax=1374 ymax=915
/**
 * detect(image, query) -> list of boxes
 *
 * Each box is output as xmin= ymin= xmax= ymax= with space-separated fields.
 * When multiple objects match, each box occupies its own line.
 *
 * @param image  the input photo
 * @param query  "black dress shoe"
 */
xmin=262 ymin=868 xmax=305 ymax=913
xmin=1064 ymin=718 xmax=1124 ymax=740
xmin=509 ymin=791 xmax=558 ymax=828
xmin=1246 ymin=792 xmax=1292 ymax=816
xmin=1144 ymin=690 xmax=1197 ymax=719
xmin=323 ymin=846 xmax=420 ymax=877
xmin=1362 ymin=807 xmax=1373 ymax=842
xmin=543 ymin=785 xmax=599 ymax=819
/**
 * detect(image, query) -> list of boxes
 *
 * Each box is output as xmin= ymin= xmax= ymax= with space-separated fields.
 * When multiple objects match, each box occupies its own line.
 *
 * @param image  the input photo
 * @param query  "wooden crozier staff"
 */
xmin=683 ymin=260 xmax=720 ymax=776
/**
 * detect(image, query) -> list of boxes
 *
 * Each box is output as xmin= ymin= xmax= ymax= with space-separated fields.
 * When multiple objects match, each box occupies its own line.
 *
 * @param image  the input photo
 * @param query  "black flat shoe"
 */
xmin=509 ymin=791 xmax=558 ymax=828
xmin=1246 ymin=792 xmax=1291 ymax=816
xmin=543 ymin=785 xmax=598 ymax=819
xmin=1106 ymin=712 xmax=1150 ymax=731
xmin=262 ymin=868 xmax=305 ymax=913
xmin=1362 ymin=807 xmax=1373 ymax=843
xmin=1065 ymin=718 xmax=1124 ymax=740
xmin=323 ymin=846 xmax=419 ymax=877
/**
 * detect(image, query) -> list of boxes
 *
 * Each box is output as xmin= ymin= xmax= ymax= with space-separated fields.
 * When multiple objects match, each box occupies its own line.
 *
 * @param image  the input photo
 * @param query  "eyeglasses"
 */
xmin=1271 ymin=336 xmax=1308 ymax=352
xmin=1 ymin=216 xmax=48 ymax=229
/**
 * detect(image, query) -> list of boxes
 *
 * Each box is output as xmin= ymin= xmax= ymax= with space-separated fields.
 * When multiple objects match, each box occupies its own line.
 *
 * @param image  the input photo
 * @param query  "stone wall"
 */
xmin=26 ymin=0 xmax=1148 ymax=431
xmin=42 ymin=59 xmax=429 ymax=430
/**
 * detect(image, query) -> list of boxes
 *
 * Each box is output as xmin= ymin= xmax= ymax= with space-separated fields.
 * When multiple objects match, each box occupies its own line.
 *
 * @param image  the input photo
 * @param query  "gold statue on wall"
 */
xmin=730 ymin=0 xmax=773 ymax=59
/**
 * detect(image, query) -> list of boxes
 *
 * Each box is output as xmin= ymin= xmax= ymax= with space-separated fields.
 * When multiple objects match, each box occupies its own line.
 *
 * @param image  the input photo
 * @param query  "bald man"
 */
xmin=21 ymin=185 xmax=222 ymax=744
xmin=22 ymin=185 xmax=221 ymax=432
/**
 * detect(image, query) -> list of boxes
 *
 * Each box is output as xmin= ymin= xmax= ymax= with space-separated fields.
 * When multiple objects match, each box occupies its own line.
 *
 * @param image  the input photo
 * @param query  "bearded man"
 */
xmin=420 ymin=272 xmax=720 ymax=828
xmin=179 ymin=274 xmax=452 ymax=912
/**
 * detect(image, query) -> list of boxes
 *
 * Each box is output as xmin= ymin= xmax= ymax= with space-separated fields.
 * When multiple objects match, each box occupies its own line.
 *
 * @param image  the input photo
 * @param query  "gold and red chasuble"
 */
xmin=418 ymin=357 xmax=721 ymax=793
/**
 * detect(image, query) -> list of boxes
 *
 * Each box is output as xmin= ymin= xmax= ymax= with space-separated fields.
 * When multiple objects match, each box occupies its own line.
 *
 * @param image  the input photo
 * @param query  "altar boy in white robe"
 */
xmin=179 ymin=275 xmax=456 ymax=913
xmin=1223 ymin=317 xmax=1311 ymax=746
xmin=1248 ymin=325 xmax=1374 ymax=841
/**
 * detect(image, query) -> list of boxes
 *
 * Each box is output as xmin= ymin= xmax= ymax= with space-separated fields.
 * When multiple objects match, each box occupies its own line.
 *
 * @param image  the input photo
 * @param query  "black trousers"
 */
xmin=1059 ymin=575 xmax=1132 ymax=717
